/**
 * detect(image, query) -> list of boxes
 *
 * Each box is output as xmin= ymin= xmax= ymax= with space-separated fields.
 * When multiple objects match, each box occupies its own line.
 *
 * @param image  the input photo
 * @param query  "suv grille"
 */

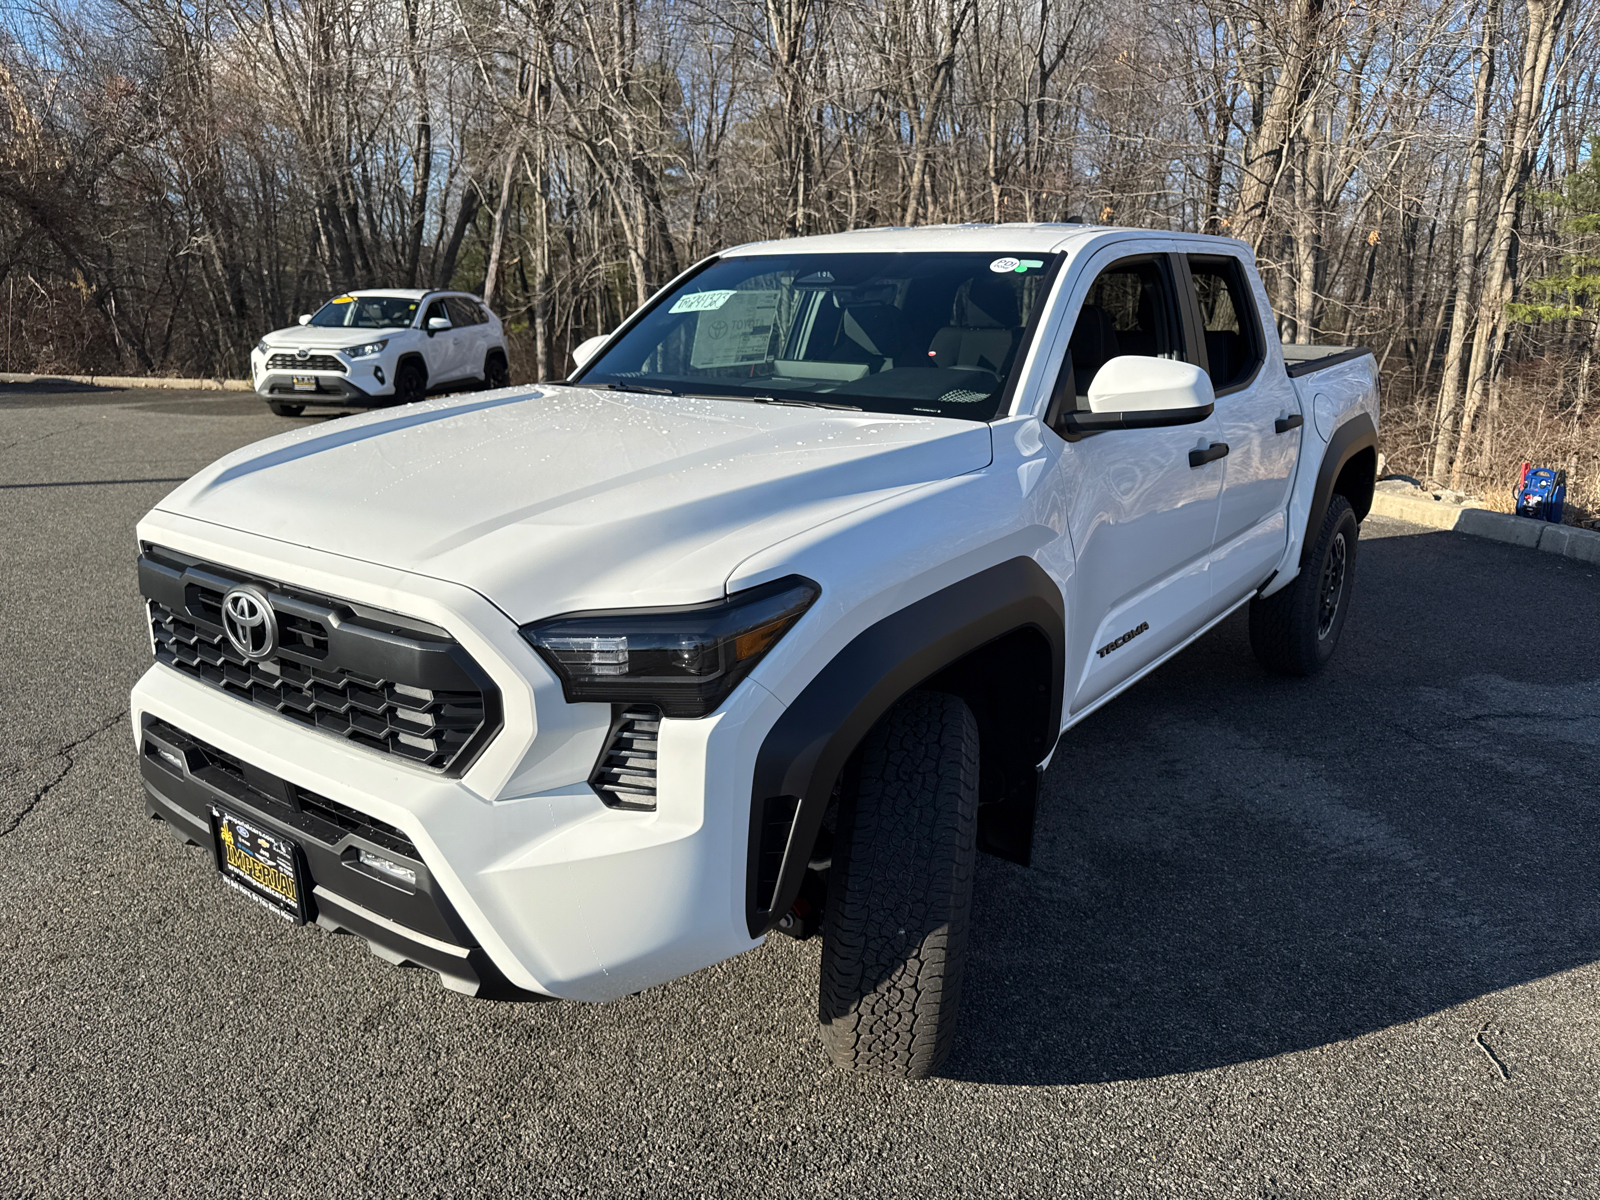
xmin=590 ymin=705 xmax=661 ymax=809
xmin=266 ymin=353 xmax=346 ymax=373
xmin=139 ymin=547 xmax=500 ymax=775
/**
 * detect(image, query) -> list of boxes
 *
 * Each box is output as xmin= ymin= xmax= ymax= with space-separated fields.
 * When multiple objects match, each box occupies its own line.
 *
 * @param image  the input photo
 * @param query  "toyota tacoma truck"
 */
xmin=132 ymin=225 xmax=1378 ymax=1079
xmin=250 ymin=289 xmax=511 ymax=416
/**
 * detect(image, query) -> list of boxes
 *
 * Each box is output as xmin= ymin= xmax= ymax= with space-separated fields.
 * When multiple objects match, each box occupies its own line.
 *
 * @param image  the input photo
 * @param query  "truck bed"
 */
xmin=1281 ymin=343 xmax=1375 ymax=378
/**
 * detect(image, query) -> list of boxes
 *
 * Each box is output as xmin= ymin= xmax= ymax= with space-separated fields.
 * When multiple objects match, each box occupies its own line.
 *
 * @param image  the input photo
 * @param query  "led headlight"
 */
xmin=348 ymin=339 xmax=389 ymax=358
xmin=255 ymin=340 xmax=269 ymax=354
xmin=521 ymin=576 xmax=819 ymax=717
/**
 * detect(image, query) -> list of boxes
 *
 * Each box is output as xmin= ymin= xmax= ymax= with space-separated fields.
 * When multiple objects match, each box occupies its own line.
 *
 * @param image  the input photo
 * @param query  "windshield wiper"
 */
xmin=749 ymin=396 xmax=862 ymax=411
xmin=605 ymin=380 xmax=677 ymax=395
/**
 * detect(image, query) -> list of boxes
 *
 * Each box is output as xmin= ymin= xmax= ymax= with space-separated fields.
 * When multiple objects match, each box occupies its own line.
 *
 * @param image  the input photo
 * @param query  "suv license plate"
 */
xmin=210 ymin=807 xmax=308 ymax=923
xmin=292 ymin=375 xmax=317 ymax=391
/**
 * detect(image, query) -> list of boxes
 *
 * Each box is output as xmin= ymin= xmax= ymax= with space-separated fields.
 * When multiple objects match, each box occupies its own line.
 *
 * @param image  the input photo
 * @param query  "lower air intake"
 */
xmin=590 ymin=705 xmax=661 ymax=809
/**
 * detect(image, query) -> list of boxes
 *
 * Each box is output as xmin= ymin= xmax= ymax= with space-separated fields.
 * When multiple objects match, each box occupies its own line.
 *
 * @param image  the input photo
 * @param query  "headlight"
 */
xmin=347 ymin=339 xmax=389 ymax=358
xmin=255 ymin=340 xmax=268 ymax=354
xmin=521 ymin=576 xmax=819 ymax=717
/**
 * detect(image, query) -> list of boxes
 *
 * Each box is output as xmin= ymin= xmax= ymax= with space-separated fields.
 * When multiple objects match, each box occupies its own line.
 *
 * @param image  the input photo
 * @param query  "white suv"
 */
xmin=250 ymin=290 xmax=511 ymax=416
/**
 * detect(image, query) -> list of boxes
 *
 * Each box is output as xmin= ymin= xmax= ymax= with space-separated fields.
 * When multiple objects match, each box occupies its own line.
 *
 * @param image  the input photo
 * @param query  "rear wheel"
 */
xmin=1248 ymin=493 xmax=1359 ymax=676
xmin=393 ymin=361 xmax=427 ymax=406
xmin=482 ymin=351 xmax=510 ymax=390
xmin=818 ymin=690 xmax=979 ymax=1079
xmin=267 ymin=400 xmax=304 ymax=417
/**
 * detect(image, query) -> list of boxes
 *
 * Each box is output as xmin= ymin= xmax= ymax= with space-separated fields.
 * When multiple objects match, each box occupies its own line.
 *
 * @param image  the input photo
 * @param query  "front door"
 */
xmin=1041 ymin=250 xmax=1227 ymax=716
xmin=420 ymin=298 xmax=467 ymax=383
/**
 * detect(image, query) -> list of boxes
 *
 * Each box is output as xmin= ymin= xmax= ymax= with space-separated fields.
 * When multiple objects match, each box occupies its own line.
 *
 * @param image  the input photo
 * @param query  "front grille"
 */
xmin=143 ymin=717 xmax=419 ymax=858
xmin=589 ymin=705 xmax=661 ymax=809
xmin=140 ymin=547 xmax=500 ymax=775
xmin=266 ymin=353 xmax=346 ymax=373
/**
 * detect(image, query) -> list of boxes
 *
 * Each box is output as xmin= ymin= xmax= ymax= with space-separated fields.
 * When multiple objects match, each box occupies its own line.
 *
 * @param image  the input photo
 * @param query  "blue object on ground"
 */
xmin=1513 ymin=467 xmax=1567 ymax=524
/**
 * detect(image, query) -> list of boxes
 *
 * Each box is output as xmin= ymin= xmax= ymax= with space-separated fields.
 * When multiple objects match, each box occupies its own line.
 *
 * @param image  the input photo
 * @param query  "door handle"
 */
xmin=1189 ymin=442 xmax=1230 ymax=468
xmin=1275 ymin=413 xmax=1305 ymax=434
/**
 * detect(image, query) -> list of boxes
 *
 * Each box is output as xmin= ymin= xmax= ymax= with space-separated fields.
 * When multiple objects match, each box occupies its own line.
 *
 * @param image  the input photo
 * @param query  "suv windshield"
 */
xmin=575 ymin=252 xmax=1060 ymax=421
xmin=308 ymin=295 xmax=420 ymax=329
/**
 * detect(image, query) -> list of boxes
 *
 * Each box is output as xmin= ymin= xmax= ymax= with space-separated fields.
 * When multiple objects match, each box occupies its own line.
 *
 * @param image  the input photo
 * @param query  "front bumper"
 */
xmin=254 ymin=371 xmax=382 ymax=404
xmin=130 ymin=512 xmax=776 ymax=1001
xmin=140 ymin=715 xmax=528 ymax=997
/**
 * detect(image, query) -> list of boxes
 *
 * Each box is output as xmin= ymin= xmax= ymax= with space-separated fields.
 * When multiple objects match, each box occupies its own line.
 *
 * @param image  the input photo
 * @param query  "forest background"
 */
xmin=2 ymin=0 xmax=1599 ymax=512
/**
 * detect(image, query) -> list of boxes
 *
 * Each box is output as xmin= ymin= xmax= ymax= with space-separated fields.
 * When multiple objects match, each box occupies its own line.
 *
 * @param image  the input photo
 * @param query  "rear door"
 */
xmin=1183 ymin=254 xmax=1302 ymax=601
xmin=1037 ymin=244 xmax=1228 ymax=716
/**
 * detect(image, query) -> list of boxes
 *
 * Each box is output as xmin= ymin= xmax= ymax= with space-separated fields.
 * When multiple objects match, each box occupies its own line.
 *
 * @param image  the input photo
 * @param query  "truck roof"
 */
xmin=721 ymin=222 xmax=1252 ymax=259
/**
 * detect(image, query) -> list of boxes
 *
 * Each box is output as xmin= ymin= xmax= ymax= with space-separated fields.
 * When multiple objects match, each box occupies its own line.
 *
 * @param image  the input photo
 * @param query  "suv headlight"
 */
xmin=347 ymin=339 xmax=389 ymax=358
xmin=521 ymin=576 xmax=819 ymax=717
xmin=255 ymin=340 xmax=268 ymax=354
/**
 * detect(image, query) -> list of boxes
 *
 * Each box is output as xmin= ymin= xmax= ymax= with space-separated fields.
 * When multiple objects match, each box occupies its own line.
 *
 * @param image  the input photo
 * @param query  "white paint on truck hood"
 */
xmin=155 ymin=385 xmax=993 ymax=621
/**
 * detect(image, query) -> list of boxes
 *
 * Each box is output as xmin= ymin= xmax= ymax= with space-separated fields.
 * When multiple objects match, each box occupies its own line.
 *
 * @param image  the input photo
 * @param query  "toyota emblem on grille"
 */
xmin=296 ymin=347 xmax=309 ymax=359
xmin=221 ymin=587 xmax=277 ymax=660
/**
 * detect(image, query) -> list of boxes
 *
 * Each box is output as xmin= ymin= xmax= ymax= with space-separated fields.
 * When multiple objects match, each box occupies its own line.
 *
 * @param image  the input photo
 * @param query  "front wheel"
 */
xmin=1248 ymin=493 xmax=1359 ymax=676
xmin=393 ymin=361 xmax=427 ymax=406
xmin=482 ymin=352 xmax=510 ymax=390
xmin=267 ymin=400 xmax=304 ymax=417
xmin=818 ymin=690 xmax=979 ymax=1079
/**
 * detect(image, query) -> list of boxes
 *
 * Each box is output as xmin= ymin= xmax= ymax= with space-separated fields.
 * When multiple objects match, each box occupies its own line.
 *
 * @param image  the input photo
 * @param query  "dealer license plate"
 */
xmin=292 ymin=375 xmax=317 ymax=391
xmin=211 ymin=807 xmax=307 ymax=923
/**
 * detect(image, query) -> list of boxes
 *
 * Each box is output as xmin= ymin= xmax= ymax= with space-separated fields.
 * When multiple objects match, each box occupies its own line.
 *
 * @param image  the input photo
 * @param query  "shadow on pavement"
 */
xmin=946 ymin=523 xmax=1600 ymax=1085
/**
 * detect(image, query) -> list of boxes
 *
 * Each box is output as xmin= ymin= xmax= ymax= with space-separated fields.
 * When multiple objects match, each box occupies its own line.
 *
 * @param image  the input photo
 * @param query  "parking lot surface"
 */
xmin=2 ymin=381 xmax=1598 ymax=1198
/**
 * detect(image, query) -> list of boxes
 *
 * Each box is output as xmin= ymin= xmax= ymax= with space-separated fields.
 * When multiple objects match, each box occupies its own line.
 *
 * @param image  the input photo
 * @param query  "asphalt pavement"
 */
xmin=2 ymin=380 xmax=1597 ymax=1198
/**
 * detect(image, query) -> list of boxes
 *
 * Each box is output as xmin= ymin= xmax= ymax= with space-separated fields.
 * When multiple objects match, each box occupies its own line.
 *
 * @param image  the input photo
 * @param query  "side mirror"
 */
xmin=427 ymin=316 xmax=451 ymax=333
xmin=297 ymin=314 xmax=311 ymax=326
xmin=570 ymin=333 xmax=609 ymax=370
xmin=1055 ymin=356 xmax=1215 ymax=434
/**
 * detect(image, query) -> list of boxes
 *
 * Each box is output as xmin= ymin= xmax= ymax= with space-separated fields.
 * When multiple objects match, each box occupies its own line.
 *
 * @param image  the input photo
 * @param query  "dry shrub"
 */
xmin=1381 ymin=355 xmax=1599 ymax=526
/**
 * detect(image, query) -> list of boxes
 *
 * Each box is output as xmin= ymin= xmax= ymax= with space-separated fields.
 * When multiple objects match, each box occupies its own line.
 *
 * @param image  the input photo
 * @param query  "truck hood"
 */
xmin=157 ymin=385 xmax=992 ymax=620
xmin=259 ymin=326 xmax=407 ymax=350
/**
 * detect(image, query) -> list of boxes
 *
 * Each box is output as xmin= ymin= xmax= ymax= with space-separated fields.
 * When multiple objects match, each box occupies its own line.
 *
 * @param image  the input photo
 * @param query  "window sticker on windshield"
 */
xmin=689 ymin=290 xmax=779 ymax=368
xmin=669 ymin=289 xmax=738 ymax=314
xmin=331 ymin=296 xmax=354 ymax=303
xmin=990 ymin=258 xmax=1044 ymax=274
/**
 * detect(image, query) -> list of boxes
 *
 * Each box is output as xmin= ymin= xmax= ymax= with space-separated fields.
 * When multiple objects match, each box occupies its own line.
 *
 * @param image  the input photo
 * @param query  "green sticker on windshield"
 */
xmin=1015 ymin=259 xmax=1044 ymax=273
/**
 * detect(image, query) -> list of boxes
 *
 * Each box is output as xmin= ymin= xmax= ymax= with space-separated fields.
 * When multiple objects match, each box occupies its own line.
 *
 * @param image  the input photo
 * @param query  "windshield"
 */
xmin=308 ymin=295 xmax=419 ymax=329
xmin=575 ymin=251 xmax=1060 ymax=421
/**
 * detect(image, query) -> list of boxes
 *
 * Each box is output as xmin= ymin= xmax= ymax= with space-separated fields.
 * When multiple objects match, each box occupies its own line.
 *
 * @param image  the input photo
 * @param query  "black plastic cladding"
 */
xmin=138 ymin=546 xmax=501 ymax=775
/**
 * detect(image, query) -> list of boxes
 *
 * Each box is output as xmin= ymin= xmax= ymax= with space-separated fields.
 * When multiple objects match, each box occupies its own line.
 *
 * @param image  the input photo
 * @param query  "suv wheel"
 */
xmin=482 ymin=351 xmax=510 ymax=390
xmin=393 ymin=361 xmax=427 ymax=406
xmin=1248 ymin=493 xmax=1359 ymax=676
xmin=818 ymin=690 xmax=979 ymax=1079
xmin=267 ymin=400 xmax=304 ymax=417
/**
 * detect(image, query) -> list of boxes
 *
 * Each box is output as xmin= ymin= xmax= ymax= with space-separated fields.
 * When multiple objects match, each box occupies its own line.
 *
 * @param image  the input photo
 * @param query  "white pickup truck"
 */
xmin=131 ymin=225 xmax=1378 ymax=1079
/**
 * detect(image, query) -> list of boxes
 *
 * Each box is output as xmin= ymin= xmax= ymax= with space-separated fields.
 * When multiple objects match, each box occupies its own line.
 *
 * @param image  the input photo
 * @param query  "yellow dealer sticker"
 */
xmin=330 ymin=295 xmax=354 ymax=303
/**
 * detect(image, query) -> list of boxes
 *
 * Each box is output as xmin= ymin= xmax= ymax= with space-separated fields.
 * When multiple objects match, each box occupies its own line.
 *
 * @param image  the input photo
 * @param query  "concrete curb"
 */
xmin=1370 ymin=488 xmax=1600 ymax=565
xmin=0 ymin=371 xmax=251 ymax=392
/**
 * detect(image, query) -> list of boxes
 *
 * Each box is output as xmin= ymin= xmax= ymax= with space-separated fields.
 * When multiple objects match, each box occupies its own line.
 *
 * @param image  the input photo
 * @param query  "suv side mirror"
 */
xmin=1053 ymin=356 xmax=1214 ymax=435
xmin=427 ymin=316 xmax=451 ymax=333
xmin=297 ymin=314 xmax=311 ymax=326
xmin=570 ymin=333 xmax=610 ymax=370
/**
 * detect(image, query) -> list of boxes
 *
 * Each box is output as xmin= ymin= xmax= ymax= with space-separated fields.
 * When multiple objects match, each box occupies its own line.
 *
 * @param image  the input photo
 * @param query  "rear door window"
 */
xmin=1187 ymin=256 xmax=1264 ymax=392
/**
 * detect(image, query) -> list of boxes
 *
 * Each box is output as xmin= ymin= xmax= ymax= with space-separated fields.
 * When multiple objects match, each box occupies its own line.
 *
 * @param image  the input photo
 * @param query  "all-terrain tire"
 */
xmin=267 ymin=400 xmax=304 ymax=417
xmin=393 ymin=361 xmax=427 ymax=406
xmin=482 ymin=351 xmax=510 ymax=390
xmin=1249 ymin=493 xmax=1359 ymax=676
xmin=818 ymin=690 xmax=979 ymax=1079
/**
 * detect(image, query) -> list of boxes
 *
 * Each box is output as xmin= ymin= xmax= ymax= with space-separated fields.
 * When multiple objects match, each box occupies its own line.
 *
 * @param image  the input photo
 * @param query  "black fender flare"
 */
xmin=745 ymin=557 xmax=1064 ymax=937
xmin=1301 ymin=412 xmax=1377 ymax=565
